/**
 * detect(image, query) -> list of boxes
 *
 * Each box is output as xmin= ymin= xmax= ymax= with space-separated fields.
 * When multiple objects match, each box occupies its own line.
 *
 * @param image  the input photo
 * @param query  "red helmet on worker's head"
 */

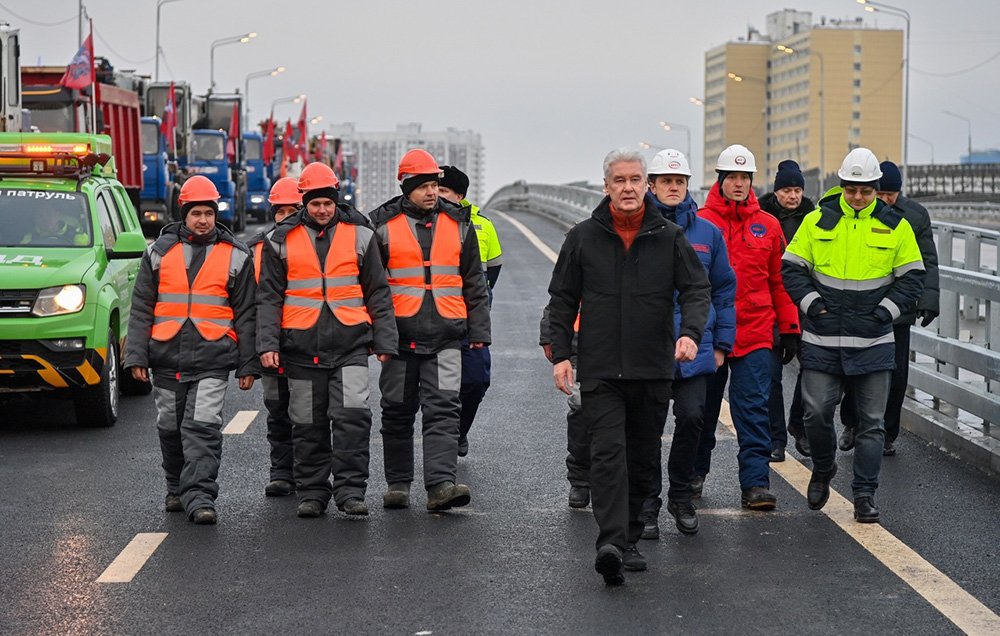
xmin=268 ymin=177 xmax=303 ymax=205
xmin=396 ymin=148 xmax=442 ymax=182
xmin=298 ymin=162 xmax=339 ymax=192
xmin=178 ymin=175 xmax=221 ymax=204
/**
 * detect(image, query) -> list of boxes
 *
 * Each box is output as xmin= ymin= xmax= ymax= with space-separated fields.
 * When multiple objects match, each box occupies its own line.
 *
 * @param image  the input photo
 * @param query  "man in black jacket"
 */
xmin=839 ymin=160 xmax=940 ymax=456
xmin=547 ymin=149 xmax=711 ymax=585
xmin=758 ymin=160 xmax=815 ymax=461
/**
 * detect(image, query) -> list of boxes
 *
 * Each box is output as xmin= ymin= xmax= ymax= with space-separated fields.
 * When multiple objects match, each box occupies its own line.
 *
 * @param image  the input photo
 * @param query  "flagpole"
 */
xmin=89 ymin=18 xmax=97 ymax=134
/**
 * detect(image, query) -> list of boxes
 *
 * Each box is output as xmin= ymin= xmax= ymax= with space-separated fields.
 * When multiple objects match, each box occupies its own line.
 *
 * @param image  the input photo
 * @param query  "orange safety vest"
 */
xmin=385 ymin=213 xmax=466 ymax=319
xmin=281 ymin=223 xmax=372 ymax=329
xmin=152 ymin=242 xmax=236 ymax=342
xmin=253 ymin=241 xmax=264 ymax=283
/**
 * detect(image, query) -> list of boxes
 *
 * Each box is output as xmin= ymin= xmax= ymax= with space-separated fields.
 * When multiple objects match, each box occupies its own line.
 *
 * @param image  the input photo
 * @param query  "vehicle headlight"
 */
xmin=218 ymin=201 xmax=230 ymax=212
xmin=32 ymin=284 xmax=86 ymax=317
xmin=250 ymin=195 xmax=264 ymax=204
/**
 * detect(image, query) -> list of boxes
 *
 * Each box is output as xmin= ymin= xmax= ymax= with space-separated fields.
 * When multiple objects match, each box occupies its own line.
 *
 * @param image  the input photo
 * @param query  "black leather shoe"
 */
xmin=854 ymin=496 xmax=880 ymax=523
xmin=457 ymin=436 xmax=469 ymax=457
xmin=741 ymin=487 xmax=777 ymax=510
xmin=639 ymin=515 xmax=659 ymax=540
xmin=164 ymin=494 xmax=183 ymax=512
xmin=807 ymin=464 xmax=838 ymax=510
xmin=568 ymin=485 xmax=590 ymax=509
xmin=882 ymin=440 xmax=897 ymax=456
xmin=667 ymin=500 xmax=699 ymax=535
xmin=297 ymin=500 xmax=325 ymax=518
xmin=792 ymin=432 xmax=811 ymax=457
xmin=690 ymin=474 xmax=705 ymax=499
xmin=594 ymin=545 xmax=625 ymax=585
xmin=337 ymin=498 xmax=369 ymax=516
xmin=839 ymin=426 xmax=856 ymax=451
xmin=265 ymin=479 xmax=295 ymax=497
xmin=770 ymin=444 xmax=786 ymax=462
xmin=191 ymin=508 xmax=217 ymax=525
xmin=622 ymin=544 xmax=647 ymax=572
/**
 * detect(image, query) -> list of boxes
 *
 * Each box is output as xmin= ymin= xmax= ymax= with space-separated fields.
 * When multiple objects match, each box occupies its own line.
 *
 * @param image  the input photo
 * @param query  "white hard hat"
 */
xmin=837 ymin=147 xmax=883 ymax=182
xmin=648 ymin=148 xmax=692 ymax=177
xmin=715 ymin=144 xmax=757 ymax=173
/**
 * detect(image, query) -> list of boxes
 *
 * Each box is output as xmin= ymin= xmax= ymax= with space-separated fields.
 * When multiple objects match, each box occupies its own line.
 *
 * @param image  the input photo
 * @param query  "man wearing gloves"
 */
xmin=125 ymin=175 xmax=259 ymax=525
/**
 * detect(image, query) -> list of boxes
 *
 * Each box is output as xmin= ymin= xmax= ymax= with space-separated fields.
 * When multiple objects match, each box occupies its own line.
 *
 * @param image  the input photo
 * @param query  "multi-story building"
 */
xmin=700 ymin=10 xmax=903 ymax=192
xmin=327 ymin=123 xmax=484 ymax=211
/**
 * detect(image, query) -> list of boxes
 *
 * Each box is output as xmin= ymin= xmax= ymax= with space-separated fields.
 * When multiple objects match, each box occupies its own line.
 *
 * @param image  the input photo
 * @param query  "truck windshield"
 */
xmin=245 ymin=137 xmax=261 ymax=160
xmin=27 ymin=104 xmax=75 ymax=132
xmin=141 ymin=121 xmax=160 ymax=154
xmin=0 ymin=191 xmax=92 ymax=247
xmin=192 ymin=135 xmax=225 ymax=162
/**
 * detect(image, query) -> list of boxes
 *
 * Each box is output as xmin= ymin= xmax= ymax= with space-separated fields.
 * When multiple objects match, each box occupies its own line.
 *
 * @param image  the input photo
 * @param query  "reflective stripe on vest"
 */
xmin=385 ymin=213 xmax=466 ymax=319
xmin=151 ymin=242 xmax=236 ymax=342
xmin=281 ymin=223 xmax=372 ymax=329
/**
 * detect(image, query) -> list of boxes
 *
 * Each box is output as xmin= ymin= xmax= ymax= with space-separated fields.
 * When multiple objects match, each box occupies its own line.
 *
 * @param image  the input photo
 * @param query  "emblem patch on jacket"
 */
xmin=692 ymin=243 xmax=710 ymax=253
xmin=749 ymin=223 xmax=767 ymax=238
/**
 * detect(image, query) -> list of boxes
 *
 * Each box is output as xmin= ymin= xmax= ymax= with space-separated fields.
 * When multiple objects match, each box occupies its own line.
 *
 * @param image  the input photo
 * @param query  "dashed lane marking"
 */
xmin=96 ymin=533 xmax=168 ymax=583
xmin=223 ymin=410 xmax=259 ymax=435
xmin=507 ymin=209 xmax=1000 ymax=635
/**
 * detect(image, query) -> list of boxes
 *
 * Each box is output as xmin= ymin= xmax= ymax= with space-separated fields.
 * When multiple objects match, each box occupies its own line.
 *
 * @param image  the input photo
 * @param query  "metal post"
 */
xmin=964 ymin=233 xmax=982 ymax=319
xmin=815 ymin=51 xmax=825 ymax=194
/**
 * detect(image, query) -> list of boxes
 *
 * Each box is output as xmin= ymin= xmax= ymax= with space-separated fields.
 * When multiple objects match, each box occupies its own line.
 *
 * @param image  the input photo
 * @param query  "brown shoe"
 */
xmin=426 ymin=481 xmax=471 ymax=511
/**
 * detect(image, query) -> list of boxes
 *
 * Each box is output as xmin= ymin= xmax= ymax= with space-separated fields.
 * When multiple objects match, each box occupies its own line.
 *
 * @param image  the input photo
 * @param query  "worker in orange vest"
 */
xmin=256 ymin=162 xmax=398 ymax=519
xmin=124 ymin=175 xmax=259 ymax=525
xmin=246 ymin=177 xmax=302 ymax=498
xmin=368 ymin=149 xmax=491 ymax=512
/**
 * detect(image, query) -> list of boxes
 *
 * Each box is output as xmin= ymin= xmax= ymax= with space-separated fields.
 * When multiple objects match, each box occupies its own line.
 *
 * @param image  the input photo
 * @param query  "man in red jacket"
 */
xmin=694 ymin=144 xmax=800 ymax=510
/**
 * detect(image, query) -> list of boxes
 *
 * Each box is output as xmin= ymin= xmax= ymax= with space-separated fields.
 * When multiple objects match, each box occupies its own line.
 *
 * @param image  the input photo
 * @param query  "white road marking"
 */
xmin=96 ymin=532 xmax=168 ymax=583
xmin=510 ymin=208 xmax=1000 ymax=635
xmin=223 ymin=410 xmax=259 ymax=435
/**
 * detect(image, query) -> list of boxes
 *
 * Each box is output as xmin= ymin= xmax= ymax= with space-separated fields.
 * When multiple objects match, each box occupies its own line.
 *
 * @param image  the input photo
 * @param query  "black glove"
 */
xmin=779 ymin=333 xmax=799 ymax=365
xmin=918 ymin=310 xmax=938 ymax=328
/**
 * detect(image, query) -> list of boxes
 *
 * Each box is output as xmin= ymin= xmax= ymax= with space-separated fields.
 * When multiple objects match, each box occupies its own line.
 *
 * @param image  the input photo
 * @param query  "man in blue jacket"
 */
xmin=639 ymin=149 xmax=736 ymax=539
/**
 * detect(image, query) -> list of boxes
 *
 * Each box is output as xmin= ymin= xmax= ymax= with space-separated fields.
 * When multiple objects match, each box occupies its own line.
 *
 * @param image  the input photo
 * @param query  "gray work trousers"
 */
xmin=152 ymin=375 xmax=228 ymax=516
xmin=379 ymin=348 xmax=462 ymax=489
xmin=261 ymin=373 xmax=293 ymax=482
xmin=286 ymin=363 xmax=373 ymax=509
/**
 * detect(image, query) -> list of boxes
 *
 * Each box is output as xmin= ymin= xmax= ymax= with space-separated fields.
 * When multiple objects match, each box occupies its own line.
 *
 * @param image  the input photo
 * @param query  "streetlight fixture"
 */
xmin=857 ymin=0 xmax=910 ymax=189
xmin=658 ymin=120 xmax=695 ymax=186
xmin=310 ymin=115 xmax=323 ymax=125
xmin=638 ymin=141 xmax=665 ymax=151
xmin=908 ymin=133 xmax=935 ymax=165
xmin=244 ymin=66 xmax=285 ymax=127
xmin=271 ymin=93 xmax=306 ymax=114
xmin=777 ymin=44 xmax=826 ymax=193
xmin=155 ymin=0 xmax=185 ymax=82
xmin=210 ymin=32 xmax=257 ymax=91
xmin=942 ymin=110 xmax=973 ymax=163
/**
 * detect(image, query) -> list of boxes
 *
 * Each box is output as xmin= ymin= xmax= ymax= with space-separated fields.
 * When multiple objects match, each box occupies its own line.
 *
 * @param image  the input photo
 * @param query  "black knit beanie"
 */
xmin=400 ymin=173 xmax=440 ymax=198
xmin=181 ymin=200 xmax=219 ymax=218
xmin=439 ymin=165 xmax=470 ymax=196
xmin=773 ymin=160 xmax=805 ymax=191
xmin=301 ymin=187 xmax=339 ymax=206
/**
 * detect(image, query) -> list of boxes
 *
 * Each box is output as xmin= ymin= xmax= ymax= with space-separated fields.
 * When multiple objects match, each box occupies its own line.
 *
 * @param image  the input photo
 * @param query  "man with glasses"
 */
xmin=781 ymin=148 xmax=925 ymax=524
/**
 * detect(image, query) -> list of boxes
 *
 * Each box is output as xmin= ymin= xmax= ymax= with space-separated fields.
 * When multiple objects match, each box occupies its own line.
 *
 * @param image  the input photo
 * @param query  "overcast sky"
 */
xmin=5 ymin=0 xmax=999 ymax=195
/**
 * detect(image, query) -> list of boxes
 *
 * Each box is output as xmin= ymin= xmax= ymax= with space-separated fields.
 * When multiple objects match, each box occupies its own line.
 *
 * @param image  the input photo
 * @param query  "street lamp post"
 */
xmin=908 ymin=133 xmax=935 ymax=164
xmin=690 ymin=96 xmax=726 ymax=186
xmin=271 ymin=94 xmax=306 ymax=115
xmin=942 ymin=110 xmax=973 ymax=162
xmin=210 ymin=32 xmax=257 ymax=92
xmin=155 ymin=0 xmax=185 ymax=82
xmin=778 ymin=44 xmax=825 ymax=193
xmin=658 ymin=120 xmax=694 ymax=186
xmin=638 ymin=141 xmax=666 ymax=151
xmin=244 ymin=66 xmax=285 ymax=129
xmin=858 ymin=0 xmax=910 ymax=190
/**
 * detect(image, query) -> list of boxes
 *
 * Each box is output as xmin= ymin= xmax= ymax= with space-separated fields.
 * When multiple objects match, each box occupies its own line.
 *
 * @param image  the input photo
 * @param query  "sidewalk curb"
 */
xmin=902 ymin=397 xmax=1000 ymax=478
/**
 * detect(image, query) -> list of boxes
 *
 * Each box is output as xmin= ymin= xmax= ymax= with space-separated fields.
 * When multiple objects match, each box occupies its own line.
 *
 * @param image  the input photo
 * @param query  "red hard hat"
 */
xmin=178 ymin=175 xmax=220 ymax=204
xmin=397 ymin=149 xmax=441 ymax=181
xmin=298 ymin=162 xmax=340 ymax=192
xmin=268 ymin=177 xmax=303 ymax=205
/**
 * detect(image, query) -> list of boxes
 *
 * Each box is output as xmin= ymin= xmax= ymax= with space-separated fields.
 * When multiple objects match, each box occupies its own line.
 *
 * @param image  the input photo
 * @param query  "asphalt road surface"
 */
xmin=1 ymin=210 xmax=998 ymax=635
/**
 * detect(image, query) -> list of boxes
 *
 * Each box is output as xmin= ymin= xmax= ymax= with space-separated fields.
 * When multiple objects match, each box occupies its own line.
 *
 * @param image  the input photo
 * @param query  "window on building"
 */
xmin=852 ymin=111 xmax=861 ymax=120
xmin=853 ymin=95 xmax=861 ymax=104
xmin=853 ymin=62 xmax=861 ymax=71
xmin=853 ymin=79 xmax=861 ymax=88
xmin=854 ymin=44 xmax=862 ymax=54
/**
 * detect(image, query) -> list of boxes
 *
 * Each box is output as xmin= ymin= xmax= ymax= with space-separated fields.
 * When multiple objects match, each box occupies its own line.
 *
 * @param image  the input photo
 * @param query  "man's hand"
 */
xmin=713 ymin=349 xmax=726 ymax=369
xmin=674 ymin=336 xmax=698 ymax=362
xmin=260 ymin=351 xmax=280 ymax=369
xmin=778 ymin=333 xmax=799 ymax=365
xmin=542 ymin=343 xmax=554 ymax=362
xmin=553 ymin=360 xmax=574 ymax=396
xmin=377 ymin=353 xmax=392 ymax=363
xmin=238 ymin=375 xmax=254 ymax=390
xmin=130 ymin=366 xmax=149 ymax=383
xmin=918 ymin=310 xmax=938 ymax=328
xmin=470 ymin=342 xmax=486 ymax=349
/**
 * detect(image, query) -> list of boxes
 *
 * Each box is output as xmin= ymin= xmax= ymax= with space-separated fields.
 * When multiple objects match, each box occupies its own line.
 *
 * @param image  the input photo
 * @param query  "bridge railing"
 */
xmin=488 ymin=182 xmax=1000 ymax=452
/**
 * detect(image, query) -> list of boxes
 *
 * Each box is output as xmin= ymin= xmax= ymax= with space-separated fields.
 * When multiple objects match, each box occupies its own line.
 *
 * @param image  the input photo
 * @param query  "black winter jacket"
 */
xmin=369 ymin=196 xmax=491 ymax=354
xmin=758 ymin=191 xmax=816 ymax=245
xmin=256 ymin=206 xmax=398 ymax=369
xmin=124 ymin=222 xmax=259 ymax=380
xmin=546 ymin=197 xmax=712 ymax=381
xmin=891 ymin=195 xmax=940 ymax=325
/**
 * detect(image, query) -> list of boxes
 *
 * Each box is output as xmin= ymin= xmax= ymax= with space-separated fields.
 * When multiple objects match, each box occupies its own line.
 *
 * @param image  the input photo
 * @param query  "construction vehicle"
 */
xmin=189 ymin=128 xmax=237 ymax=226
xmin=138 ymin=115 xmax=178 ymax=234
xmin=193 ymin=93 xmax=246 ymax=230
xmin=243 ymin=130 xmax=271 ymax=221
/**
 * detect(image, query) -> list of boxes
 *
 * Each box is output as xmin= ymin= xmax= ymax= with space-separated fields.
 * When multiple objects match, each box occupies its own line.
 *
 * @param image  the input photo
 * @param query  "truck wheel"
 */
xmin=74 ymin=330 xmax=120 ymax=427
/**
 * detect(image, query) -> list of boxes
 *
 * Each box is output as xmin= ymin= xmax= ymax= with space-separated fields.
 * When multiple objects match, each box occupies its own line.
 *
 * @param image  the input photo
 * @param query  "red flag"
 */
xmin=282 ymin=119 xmax=297 ymax=163
xmin=296 ymin=99 xmax=308 ymax=162
xmin=315 ymin=130 xmax=327 ymax=162
xmin=333 ymin=140 xmax=344 ymax=175
xmin=226 ymin=101 xmax=239 ymax=163
xmin=59 ymin=34 xmax=94 ymax=90
xmin=161 ymin=81 xmax=177 ymax=154
xmin=263 ymin=116 xmax=275 ymax=164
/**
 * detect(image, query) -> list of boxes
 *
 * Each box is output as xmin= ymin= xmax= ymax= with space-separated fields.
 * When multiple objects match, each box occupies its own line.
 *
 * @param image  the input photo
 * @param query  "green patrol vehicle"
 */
xmin=0 ymin=133 xmax=149 ymax=427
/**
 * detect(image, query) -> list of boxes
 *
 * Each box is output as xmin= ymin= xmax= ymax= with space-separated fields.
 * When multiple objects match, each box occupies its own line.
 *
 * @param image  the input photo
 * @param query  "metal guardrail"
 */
xmin=487 ymin=182 xmax=1000 ymax=443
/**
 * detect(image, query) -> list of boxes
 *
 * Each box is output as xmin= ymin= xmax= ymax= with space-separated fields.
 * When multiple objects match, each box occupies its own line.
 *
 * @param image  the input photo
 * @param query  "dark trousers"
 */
xmin=643 ymin=374 xmax=706 ymax=517
xmin=286 ymin=363 xmax=373 ymax=508
xmin=769 ymin=352 xmax=806 ymax=447
xmin=802 ymin=369 xmax=890 ymax=497
xmin=583 ymin=378 xmax=670 ymax=550
xmin=459 ymin=345 xmax=491 ymax=441
xmin=379 ymin=348 xmax=462 ymax=489
xmin=841 ymin=324 xmax=910 ymax=443
xmin=565 ymin=377 xmax=590 ymax=488
xmin=262 ymin=373 xmax=293 ymax=482
xmin=151 ymin=375 xmax=228 ymax=515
